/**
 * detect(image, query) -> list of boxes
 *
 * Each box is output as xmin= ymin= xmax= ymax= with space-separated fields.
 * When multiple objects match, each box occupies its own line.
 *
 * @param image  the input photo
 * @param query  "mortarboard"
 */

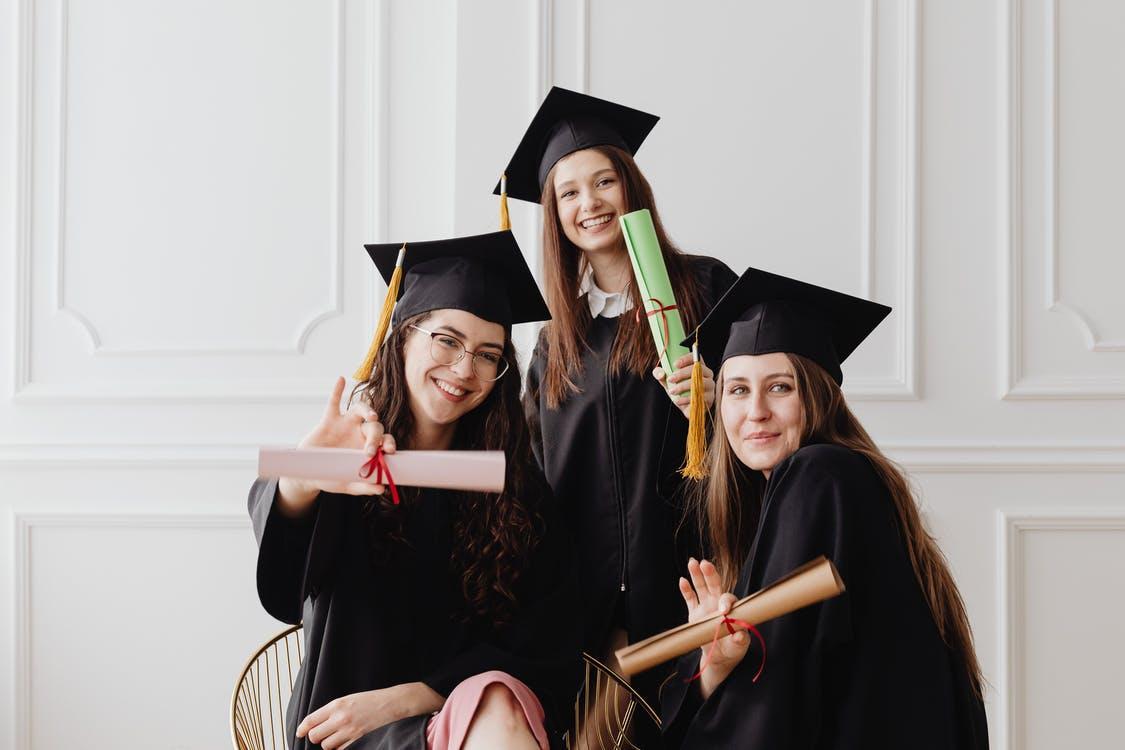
xmin=677 ymin=267 xmax=890 ymax=479
xmin=353 ymin=231 xmax=549 ymax=381
xmin=685 ymin=267 xmax=892 ymax=385
xmin=494 ymin=86 xmax=660 ymax=205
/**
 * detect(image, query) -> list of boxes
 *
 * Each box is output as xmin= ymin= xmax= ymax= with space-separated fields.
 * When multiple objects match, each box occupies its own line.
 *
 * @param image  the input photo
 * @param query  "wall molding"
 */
xmin=1000 ymin=0 xmax=1125 ymax=399
xmin=859 ymin=0 xmax=877 ymax=302
xmin=574 ymin=0 xmax=589 ymax=92
xmin=847 ymin=0 xmax=920 ymax=400
xmin=1041 ymin=0 xmax=1124 ymax=353
xmin=55 ymin=0 xmax=343 ymax=356
xmin=10 ymin=0 xmax=384 ymax=402
xmin=11 ymin=511 xmax=249 ymax=750
xmin=997 ymin=510 xmax=1125 ymax=750
xmin=888 ymin=443 xmax=1125 ymax=473
xmin=12 ymin=0 xmax=35 ymax=402
xmin=363 ymin=0 xmax=391 ymax=333
xmin=565 ymin=1 xmax=918 ymax=399
xmin=10 ymin=378 xmax=331 ymax=403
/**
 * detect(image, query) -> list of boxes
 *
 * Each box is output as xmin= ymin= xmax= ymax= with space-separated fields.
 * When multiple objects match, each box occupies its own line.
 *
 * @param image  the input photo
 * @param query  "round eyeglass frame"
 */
xmin=408 ymin=324 xmax=509 ymax=382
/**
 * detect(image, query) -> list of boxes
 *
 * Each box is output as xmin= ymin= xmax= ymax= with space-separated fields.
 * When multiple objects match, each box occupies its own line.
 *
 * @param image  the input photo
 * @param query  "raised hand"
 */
xmin=679 ymin=558 xmax=750 ymax=699
xmin=276 ymin=377 xmax=397 ymax=516
xmin=653 ymin=353 xmax=716 ymax=418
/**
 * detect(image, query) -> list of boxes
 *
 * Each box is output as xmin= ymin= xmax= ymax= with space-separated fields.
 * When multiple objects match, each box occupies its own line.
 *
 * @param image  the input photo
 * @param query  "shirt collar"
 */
xmin=579 ymin=266 xmax=634 ymax=318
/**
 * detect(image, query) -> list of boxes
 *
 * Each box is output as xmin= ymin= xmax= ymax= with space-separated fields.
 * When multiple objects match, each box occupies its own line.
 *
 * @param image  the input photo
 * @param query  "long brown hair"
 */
xmin=692 ymin=353 xmax=984 ymax=694
xmin=350 ymin=311 xmax=544 ymax=626
xmin=539 ymin=145 xmax=706 ymax=407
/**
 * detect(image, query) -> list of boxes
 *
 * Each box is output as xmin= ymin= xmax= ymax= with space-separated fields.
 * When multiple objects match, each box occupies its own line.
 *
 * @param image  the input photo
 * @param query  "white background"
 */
xmin=1 ymin=1 xmax=1123 ymax=748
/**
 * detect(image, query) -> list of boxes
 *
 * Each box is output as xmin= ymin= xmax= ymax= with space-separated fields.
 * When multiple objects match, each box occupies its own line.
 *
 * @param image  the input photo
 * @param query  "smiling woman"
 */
xmin=552 ymin=150 xmax=629 ymax=261
xmin=397 ymin=312 xmax=508 ymax=446
xmin=247 ymin=231 xmax=580 ymax=750
xmin=718 ymin=355 xmax=805 ymax=478
xmin=498 ymin=88 xmax=737 ymax=736
xmin=662 ymin=267 xmax=987 ymax=749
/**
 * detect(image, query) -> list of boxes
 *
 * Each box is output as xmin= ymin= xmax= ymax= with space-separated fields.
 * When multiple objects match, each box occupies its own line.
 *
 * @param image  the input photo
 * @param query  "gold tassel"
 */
xmin=681 ymin=340 xmax=708 ymax=480
xmin=353 ymin=244 xmax=406 ymax=382
xmin=499 ymin=173 xmax=511 ymax=231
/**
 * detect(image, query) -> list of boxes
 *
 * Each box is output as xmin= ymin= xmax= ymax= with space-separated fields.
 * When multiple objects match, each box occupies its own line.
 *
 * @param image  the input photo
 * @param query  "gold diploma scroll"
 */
xmin=614 ymin=556 xmax=845 ymax=677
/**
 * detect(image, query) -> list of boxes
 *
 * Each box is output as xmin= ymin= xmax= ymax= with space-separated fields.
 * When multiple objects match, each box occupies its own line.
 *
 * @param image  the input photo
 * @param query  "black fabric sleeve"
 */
xmin=248 ymin=478 xmax=341 ymax=624
xmin=660 ymin=651 xmax=706 ymax=746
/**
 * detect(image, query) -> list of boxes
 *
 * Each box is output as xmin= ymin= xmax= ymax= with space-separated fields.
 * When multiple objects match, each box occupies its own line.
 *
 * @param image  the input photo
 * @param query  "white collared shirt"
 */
xmin=579 ymin=267 xmax=634 ymax=319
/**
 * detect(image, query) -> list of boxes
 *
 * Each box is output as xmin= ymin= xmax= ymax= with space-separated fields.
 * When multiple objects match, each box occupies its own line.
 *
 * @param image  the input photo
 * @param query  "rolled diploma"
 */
xmin=258 ymin=447 xmax=506 ymax=494
xmin=619 ymin=209 xmax=691 ymax=375
xmin=614 ymin=556 xmax=845 ymax=677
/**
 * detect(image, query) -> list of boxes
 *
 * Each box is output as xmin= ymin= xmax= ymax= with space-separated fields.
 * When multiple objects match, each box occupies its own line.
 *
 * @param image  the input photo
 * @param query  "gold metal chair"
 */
xmin=230 ymin=626 xmax=659 ymax=750
xmin=231 ymin=624 xmax=305 ymax=750
xmin=565 ymin=653 xmax=661 ymax=750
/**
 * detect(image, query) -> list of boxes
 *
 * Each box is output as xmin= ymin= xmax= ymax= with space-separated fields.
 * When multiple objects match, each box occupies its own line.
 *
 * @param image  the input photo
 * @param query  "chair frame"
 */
xmin=230 ymin=623 xmax=304 ymax=750
xmin=231 ymin=625 xmax=661 ymax=750
xmin=568 ymin=652 xmax=661 ymax=750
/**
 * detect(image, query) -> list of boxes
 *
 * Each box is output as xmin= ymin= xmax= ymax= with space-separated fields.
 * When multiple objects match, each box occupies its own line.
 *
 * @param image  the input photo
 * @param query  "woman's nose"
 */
xmin=452 ymin=353 xmax=476 ymax=380
xmin=746 ymin=394 xmax=770 ymax=422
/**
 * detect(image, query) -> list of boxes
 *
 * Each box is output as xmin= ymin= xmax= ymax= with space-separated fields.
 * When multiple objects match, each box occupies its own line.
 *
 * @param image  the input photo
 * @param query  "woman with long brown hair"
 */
xmin=663 ymin=268 xmax=988 ymax=748
xmin=498 ymin=88 xmax=736 ymax=716
xmin=248 ymin=233 xmax=580 ymax=749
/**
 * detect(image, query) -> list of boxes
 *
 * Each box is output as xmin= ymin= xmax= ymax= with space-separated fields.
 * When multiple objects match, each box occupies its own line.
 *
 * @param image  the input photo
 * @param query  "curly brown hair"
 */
xmin=350 ymin=310 xmax=545 ymax=626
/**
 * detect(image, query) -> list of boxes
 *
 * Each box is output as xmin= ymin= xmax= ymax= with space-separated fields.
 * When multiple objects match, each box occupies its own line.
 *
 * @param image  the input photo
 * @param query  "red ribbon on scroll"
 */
xmin=358 ymin=447 xmax=401 ymax=505
xmin=636 ymin=297 xmax=679 ymax=363
xmin=687 ymin=616 xmax=766 ymax=684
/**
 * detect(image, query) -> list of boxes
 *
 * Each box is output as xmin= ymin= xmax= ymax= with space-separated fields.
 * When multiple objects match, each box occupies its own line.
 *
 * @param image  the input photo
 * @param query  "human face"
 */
xmin=719 ymin=352 xmax=805 ymax=479
xmin=552 ymin=148 xmax=628 ymax=255
xmin=401 ymin=309 xmax=506 ymax=429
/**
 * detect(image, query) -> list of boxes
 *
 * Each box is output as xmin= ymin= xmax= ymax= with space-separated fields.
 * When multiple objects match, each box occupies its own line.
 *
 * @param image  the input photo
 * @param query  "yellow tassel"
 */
xmin=499 ymin=173 xmax=511 ymax=231
xmin=353 ymin=244 xmax=406 ymax=382
xmin=681 ymin=341 xmax=708 ymax=480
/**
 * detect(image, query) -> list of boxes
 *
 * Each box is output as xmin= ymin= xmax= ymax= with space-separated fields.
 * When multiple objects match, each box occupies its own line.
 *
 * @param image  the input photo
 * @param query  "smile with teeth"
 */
xmin=580 ymin=214 xmax=614 ymax=229
xmin=433 ymin=377 xmax=468 ymax=397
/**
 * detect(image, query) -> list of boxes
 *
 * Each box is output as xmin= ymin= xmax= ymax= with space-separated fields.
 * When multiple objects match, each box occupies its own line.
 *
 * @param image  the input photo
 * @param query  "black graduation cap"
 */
xmin=353 ymin=231 xmax=549 ymax=380
xmin=494 ymin=86 xmax=660 ymax=204
xmin=684 ymin=267 xmax=892 ymax=385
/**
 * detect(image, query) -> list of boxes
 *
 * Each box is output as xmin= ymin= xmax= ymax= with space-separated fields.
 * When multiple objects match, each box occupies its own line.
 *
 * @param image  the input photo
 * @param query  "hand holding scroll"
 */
xmin=616 ymin=557 xmax=845 ymax=685
xmin=278 ymin=377 xmax=396 ymax=516
xmin=679 ymin=558 xmax=750 ymax=699
xmin=654 ymin=354 xmax=716 ymax=418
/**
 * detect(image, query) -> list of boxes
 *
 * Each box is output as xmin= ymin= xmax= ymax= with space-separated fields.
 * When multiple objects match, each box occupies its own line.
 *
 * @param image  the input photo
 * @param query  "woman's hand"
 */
xmin=679 ymin=558 xmax=750 ymax=700
xmin=276 ymin=377 xmax=397 ymax=516
xmin=296 ymin=682 xmax=444 ymax=749
xmin=653 ymin=354 xmax=715 ymax=419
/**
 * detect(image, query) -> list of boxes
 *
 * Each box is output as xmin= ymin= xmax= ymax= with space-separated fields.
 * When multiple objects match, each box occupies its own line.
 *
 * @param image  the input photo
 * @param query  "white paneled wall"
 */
xmin=1 ymin=1 xmax=1122 ymax=748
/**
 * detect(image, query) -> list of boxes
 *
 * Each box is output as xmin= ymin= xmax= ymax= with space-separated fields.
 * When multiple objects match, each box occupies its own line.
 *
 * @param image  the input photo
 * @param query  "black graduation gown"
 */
xmin=524 ymin=254 xmax=736 ymax=658
xmin=661 ymin=444 xmax=990 ymax=749
xmin=249 ymin=478 xmax=581 ymax=750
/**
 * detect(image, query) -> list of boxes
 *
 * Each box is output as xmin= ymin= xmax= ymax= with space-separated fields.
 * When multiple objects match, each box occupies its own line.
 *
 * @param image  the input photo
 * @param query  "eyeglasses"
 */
xmin=408 ymin=325 xmax=509 ymax=382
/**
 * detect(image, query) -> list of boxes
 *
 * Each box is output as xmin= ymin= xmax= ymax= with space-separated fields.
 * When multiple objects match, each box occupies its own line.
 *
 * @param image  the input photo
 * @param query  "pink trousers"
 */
xmin=425 ymin=670 xmax=551 ymax=750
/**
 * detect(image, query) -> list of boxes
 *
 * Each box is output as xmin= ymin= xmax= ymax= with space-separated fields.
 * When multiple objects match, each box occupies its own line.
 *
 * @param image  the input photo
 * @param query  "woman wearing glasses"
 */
xmin=248 ymin=233 xmax=580 ymax=750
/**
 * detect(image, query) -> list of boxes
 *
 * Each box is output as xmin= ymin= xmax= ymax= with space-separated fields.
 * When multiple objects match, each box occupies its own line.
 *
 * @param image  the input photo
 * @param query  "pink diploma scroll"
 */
xmin=257 ymin=447 xmax=506 ymax=494
xmin=614 ymin=556 xmax=845 ymax=677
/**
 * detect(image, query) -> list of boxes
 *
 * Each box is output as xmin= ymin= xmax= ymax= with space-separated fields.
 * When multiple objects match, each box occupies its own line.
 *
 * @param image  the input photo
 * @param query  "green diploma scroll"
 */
xmin=620 ymin=209 xmax=690 ymax=374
